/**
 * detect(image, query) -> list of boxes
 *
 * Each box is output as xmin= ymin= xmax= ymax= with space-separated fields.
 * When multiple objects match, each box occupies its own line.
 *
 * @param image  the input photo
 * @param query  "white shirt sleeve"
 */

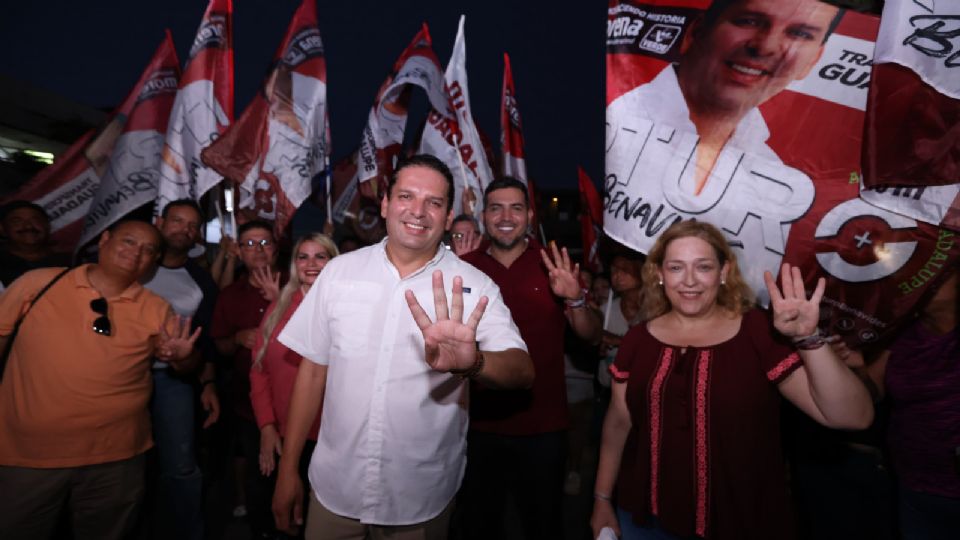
xmin=278 ymin=270 xmax=332 ymax=365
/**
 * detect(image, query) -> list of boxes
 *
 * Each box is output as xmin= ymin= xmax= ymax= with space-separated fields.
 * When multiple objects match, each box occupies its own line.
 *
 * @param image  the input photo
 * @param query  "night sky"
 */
xmin=0 ymin=0 xmax=607 ymax=191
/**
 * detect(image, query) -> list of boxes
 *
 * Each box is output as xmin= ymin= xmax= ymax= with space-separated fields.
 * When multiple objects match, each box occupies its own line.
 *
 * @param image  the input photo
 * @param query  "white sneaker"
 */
xmin=232 ymin=504 xmax=247 ymax=518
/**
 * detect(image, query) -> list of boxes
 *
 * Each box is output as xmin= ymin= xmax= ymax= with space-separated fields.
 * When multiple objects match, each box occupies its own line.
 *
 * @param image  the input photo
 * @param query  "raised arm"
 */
xmin=405 ymin=270 xmax=534 ymax=389
xmin=765 ymin=264 xmax=873 ymax=430
xmin=541 ymin=242 xmax=602 ymax=343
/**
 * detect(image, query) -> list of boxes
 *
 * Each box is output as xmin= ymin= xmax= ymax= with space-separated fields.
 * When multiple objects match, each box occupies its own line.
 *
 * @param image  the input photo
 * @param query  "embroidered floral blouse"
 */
xmin=611 ymin=308 xmax=802 ymax=540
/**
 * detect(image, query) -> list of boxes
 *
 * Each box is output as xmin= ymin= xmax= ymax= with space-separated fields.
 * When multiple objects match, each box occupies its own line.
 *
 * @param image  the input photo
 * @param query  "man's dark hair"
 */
xmin=451 ymin=214 xmax=480 ymax=230
xmin=161 ymin=198 xmax=204 ymax=221
xmin=483 ymin=176 xmax=529 ymax=208
xmin=700 ymin=0 xmax=845 ymax=44
xmin=0 ymin=200 xmax=48 ymax=222
xmin=388 ymin=154 xmax=455 ymax=211
xmin=237 ymin=220 xmax=275 ymax=239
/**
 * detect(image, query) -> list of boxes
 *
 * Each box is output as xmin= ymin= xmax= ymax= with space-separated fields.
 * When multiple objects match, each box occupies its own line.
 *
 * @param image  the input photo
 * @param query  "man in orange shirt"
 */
xmin=0 ymin=220 xmax=200 ymax=540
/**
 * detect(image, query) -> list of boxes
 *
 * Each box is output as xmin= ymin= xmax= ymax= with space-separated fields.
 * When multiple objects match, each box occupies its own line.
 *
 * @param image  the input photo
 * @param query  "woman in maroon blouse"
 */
xmin=591 ymin=221 xmax=873 ymax=540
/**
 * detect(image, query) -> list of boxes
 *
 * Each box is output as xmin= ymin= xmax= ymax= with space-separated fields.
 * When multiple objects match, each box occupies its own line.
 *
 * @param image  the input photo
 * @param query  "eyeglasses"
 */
xmin=240 ymin=238 xmax=273 ymax=250
xmin=90 ymin=297 xmax=112 ymax=336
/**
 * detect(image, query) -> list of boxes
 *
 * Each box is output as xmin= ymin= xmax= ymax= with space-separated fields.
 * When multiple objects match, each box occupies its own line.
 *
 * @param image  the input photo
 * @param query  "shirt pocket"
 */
xmin=327 ymin=281 xmax=382 ymax=356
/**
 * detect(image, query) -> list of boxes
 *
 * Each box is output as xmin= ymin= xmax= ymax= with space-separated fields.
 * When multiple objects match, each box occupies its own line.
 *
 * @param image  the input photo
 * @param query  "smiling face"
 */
xmin=678 ymin=0 xmax=837 ymax=116
xmin=658 ymin=235 xmax=729 ymax=318
xmin=381 ymin=165 xmax=453 ymax=261
xmin=2 ymin=206 xmax=50 ymax=250
xmin=483 ymin=187 xmax=532 ymax=251
xmin=295 ymin=240 xmax=331 ymax=288
xmin=98 ymin=221 xmax=161 ymax=281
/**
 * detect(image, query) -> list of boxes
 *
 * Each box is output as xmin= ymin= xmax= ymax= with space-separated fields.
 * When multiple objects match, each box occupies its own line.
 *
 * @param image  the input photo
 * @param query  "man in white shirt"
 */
xmin=605 ymin=0 xmax=843 ymax=303
xmin=272 ymin=154 xmax=533 ymax=539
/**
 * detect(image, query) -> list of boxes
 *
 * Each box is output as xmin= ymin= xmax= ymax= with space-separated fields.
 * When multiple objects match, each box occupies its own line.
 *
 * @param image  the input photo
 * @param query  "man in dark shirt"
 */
xmin=459 ymin=177 xmax=602 ymax=539
xmin=211 ymin=219 xmax=282 ymax=537
xmin=0 ymin=201 xmax=71 ymax=287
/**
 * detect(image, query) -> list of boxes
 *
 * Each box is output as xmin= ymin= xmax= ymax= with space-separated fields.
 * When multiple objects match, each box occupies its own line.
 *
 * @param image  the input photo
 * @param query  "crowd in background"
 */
xmin=0 ymin=156 xmax=957 ymax=540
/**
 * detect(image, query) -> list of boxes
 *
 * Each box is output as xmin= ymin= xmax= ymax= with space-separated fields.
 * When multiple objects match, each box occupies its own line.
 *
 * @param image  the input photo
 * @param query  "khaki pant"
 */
xmin=0 ymin=454 xmax=145 ymax=540
xmin=306 ymin=492 xmax=453 ymax=540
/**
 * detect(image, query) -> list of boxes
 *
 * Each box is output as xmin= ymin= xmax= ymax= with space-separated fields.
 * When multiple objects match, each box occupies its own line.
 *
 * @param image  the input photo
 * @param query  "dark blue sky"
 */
xmin=0 ymin=0 xmax=606 ymax=190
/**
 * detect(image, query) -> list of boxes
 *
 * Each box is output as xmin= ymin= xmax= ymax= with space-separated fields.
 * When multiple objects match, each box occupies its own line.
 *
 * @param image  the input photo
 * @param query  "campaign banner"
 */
xmin=5 ymin=129 xmax=100 ymax=253
xmin=75 ymin=32 xmax=181 ymax=250
xmin=501 ymin=52 xmax=541 ymax=233
xmin=156 ymin=0 xmax=234 ymax=215
xmin=578 ymin=167 xmax=603 ymax=274
xmin=329 ymin=23 xmax=447 ymax=243
xmin=418 ymin=15 xmax=495 ymax=223
xmin=604 ymin=0 xmax=960 ymax=348
xmin=859 ymin=0 xmax=960 ymax=228
xmin=201 ymin=0 xmax=329 ymax=239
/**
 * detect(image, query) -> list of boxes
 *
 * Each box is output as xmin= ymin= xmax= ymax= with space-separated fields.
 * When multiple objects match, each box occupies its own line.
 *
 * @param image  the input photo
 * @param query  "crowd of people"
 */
xmin=0 ymin=152 xmax=956 ymax=540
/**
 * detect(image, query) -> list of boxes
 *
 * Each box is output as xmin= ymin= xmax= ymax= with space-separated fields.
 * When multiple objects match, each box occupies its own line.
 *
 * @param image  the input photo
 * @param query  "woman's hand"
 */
xmin=764 ymin=263 xmax=824 ymax=339
xmin=590 ymin=497 xmax=621 ymax=539
xmin=259 ymin=424 xmax=282 ymax=476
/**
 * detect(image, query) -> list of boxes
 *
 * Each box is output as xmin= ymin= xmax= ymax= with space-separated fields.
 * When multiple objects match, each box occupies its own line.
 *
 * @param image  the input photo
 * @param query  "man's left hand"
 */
xmin=156 ymin=315 xmax=201 ymax=364
xmin=405 ymin=270 xmax=489 ymax=373
xmin=540 ymin=241 xmax=582 ymax=302
xmin=200 ymin=383 xmax=220 ymax=428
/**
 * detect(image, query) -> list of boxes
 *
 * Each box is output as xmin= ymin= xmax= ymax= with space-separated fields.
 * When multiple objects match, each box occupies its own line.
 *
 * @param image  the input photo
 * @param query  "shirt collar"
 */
xmin=377 ymin=237 xmax=448 ymax=280
xmin=74 ymin=263 xmax=145 ymax=301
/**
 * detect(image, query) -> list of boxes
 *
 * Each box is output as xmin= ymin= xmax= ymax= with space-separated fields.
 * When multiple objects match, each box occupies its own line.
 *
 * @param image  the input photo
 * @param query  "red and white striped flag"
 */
xmin=501 ymin=52 xmax=540 ymax=233
xmin=75 ymin=32 xmax=181 ymax=250
xmin=5 ymin=33 xmax=180 ymax=252
xmin=578 ymin=167 xmax=603 ymax=274
xmin=202 ymin=0 xmax=329 ymax=239
xmin=860 ymin=0 xmax=960 ymax=230
xmin=329 ymin=24 xmax=447 ymax=242
xmin=156 ymin=0 xmax=234 ymax=215
xmin=418 ymin=15 xmax=495 ymax=222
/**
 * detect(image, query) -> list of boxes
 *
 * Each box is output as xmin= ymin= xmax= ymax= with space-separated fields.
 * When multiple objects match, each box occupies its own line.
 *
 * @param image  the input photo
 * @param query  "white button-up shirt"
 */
xmin=279 ymin=239 xmax=526 ymax=525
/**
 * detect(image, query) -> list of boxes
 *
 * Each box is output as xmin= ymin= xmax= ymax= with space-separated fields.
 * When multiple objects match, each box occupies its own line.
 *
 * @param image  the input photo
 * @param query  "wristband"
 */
xmin=565 ymin=290 xmax=587 ymax=309
xmin=594 ymin=492 xmax=612 ymax=502
xmin=792 ymin=330 xmax=826 ymax=351
xmin=451 ymin=350 xmax=485 ymax=379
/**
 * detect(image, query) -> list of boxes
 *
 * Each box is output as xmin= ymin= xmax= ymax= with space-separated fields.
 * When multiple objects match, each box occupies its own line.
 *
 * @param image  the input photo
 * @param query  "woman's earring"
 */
xmin=658 ymin=278 xmax=664 ymax=286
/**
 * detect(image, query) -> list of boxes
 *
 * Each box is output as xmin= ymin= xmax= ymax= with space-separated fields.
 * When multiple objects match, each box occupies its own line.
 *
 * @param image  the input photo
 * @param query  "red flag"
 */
xmin=202 ymin=0 xmax=329 ymax=239
xmin=501 ymin=52 xmax=540 ymax=233
xmin=329 ymin=24 xmax=447 ymax=243
xmin=578 ymin=167 xmax=603 ymax=273
xmin=157 ymin=0 xmax=234 ymax=214
xmin=604 ymin=1 xmax=959 ymax=349
xmin=859 ymin=0 xmax=960 ymax=230
xmin=6 ymin=31 xmax=180 ymax=253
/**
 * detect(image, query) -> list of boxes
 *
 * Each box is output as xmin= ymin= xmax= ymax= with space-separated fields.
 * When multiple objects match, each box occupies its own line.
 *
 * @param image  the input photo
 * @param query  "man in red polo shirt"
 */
xmin=458 ymin=177 xmax=602 ymax=539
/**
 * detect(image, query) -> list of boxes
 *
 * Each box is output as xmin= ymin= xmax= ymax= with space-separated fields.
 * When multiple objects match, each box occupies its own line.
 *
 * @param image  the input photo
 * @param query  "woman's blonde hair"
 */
xmin=640 ymin=221 xmax=754 ymax=320
xmin=253 ymin=233 xmax=338 ymax=369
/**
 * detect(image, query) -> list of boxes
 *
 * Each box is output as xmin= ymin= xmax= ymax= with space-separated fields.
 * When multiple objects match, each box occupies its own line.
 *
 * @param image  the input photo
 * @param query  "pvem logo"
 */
xmin=639 ymin=24 xmax=680 ymax=54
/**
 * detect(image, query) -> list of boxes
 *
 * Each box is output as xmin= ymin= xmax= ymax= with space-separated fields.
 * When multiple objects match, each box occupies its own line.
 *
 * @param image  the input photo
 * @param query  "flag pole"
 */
xmin=453 ymin=131 xmax=472 ymax=216
xmin=325 ymin=156 xmax=333 ymax=225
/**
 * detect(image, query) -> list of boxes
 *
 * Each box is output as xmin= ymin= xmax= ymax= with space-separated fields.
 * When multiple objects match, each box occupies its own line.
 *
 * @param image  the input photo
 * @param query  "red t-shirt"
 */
xmin=461 ymin=240 xmax=570 ymax=435
xmin=611 ymin=308 xmax=802 ymax=540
